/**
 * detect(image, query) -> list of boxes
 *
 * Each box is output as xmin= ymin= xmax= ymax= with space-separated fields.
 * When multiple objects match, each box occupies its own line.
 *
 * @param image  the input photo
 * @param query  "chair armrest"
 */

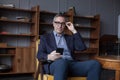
xmin=35 ymin=59 xmax=53 ymax=80
xmin=35 ymin=59 xmax=44 ymax=80
xmin=39 ymin=59 xmax=53 ymax=64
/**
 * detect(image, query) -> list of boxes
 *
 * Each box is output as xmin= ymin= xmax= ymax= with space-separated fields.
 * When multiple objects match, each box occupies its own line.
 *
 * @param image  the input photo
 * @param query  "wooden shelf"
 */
xmin=40 ymin=10 xmax=56 ymax=15
xmin=0 ymin=6 xmax=36 ymax=12
xmin=69 ymin=8 xmax=100 ymax=59
xmin=75 ymin=26 xmax=96 ymax=30
xmin=40 ymin=11 xmax=71 ymax=17
xmin=0 ymin=47 xmax=16 ymax=48
xmin=83 ymin=37 xmax=98 ymax=40
xmin=74 ymin=14 xmax=99 ymax=20
xmin=0 ymin=72 xmax=34 ymax=75
xmin=0 ymin=19 xmax=34 ymax=24
xmin=0 ymin=33 xmax=36 ymax=37
xmin=0 ymin=54 xmax=15 ymax=56
xmin=0 ymin=6 xmax=39 ymax=76
xmin=40 ymin=22 xmax=53 ymax=26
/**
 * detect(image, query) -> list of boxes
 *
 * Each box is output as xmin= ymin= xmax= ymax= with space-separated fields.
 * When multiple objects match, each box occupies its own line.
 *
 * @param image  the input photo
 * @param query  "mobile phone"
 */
xmin=56 ymin=48 xmax=64 ymax=55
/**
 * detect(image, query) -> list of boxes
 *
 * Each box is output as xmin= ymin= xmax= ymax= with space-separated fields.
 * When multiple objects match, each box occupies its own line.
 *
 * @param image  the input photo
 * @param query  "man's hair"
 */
xmin=53 ymin=13 xmax=66 ymax=21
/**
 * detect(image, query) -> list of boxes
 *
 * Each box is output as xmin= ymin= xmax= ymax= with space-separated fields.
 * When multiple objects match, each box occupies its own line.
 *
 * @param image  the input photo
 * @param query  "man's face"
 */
xmin=53 ymin=16 xmax=66 ymax=34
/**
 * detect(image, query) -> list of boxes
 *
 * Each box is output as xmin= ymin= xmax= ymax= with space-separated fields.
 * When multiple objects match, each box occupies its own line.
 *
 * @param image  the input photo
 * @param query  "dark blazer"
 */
xmin=37 ymin=32 xmax=86 ymax=73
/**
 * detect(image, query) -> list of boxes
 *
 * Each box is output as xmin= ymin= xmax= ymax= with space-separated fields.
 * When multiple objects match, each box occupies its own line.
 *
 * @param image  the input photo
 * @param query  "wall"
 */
xmin=1 ymin=0 xmax=120 ymax=36
xmin=38 ymin=0 xmax=120 ymax=36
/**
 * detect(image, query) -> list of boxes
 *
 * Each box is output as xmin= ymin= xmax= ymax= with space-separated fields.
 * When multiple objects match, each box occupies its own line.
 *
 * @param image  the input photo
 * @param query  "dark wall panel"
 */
xmin=96 ymin=0 xmax=116 ymax=36
xmin=67 ymin=0 xmax=91 ymax=16
xmin=38 ymin=0 xmax=60 ymax=12
xmin=1 ymin=0 xmax=120 ymax=36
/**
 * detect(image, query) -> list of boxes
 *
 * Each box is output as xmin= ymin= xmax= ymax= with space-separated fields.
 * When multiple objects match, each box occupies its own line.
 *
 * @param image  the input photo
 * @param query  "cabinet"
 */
xmin=39 ymin=9 xmax=100 ymax=60
xmin=0 ymin=6 xmax=39 ymax=76
xmin=67 ymin=9 xmax=100 ymax=60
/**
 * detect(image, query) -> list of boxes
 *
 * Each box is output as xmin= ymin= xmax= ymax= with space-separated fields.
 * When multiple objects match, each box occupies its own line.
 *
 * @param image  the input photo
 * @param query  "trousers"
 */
xmin=49 ymin=59 xmax=101 ymax=80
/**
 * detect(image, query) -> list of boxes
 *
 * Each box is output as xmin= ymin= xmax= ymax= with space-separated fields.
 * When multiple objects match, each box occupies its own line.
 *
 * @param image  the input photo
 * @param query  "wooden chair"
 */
xmin=35 ymin=39 xmax=87 ymax=80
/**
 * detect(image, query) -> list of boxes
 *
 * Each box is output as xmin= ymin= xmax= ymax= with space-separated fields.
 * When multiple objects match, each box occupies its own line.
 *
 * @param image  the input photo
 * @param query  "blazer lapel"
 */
xmin=64 ymin=35 xmax=72 ymax=51
xmin=49 ymin=32 xmax=57 ymax=49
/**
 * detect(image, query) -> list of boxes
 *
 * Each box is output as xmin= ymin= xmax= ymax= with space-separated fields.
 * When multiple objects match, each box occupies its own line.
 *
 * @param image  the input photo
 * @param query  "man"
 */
xmin=37 ymin=13 xmax=101 ymax=80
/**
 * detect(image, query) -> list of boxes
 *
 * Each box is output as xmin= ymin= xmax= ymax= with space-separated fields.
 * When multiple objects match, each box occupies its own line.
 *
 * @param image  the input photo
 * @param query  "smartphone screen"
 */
xmin=56 ymin=48 xmax=64 ymax=55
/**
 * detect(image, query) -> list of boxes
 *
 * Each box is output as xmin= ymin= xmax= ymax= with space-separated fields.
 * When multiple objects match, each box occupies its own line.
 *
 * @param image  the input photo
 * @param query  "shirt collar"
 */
xmin=53 ymin=31 xmax=64 ymax=37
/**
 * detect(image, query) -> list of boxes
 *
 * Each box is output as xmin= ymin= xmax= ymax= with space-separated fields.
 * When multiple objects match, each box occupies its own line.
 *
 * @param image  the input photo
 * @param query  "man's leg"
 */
xmin=49 ymin=59 xmax=69 ymax=80
xmin=69 ymin=60 xmax=101 ymax=80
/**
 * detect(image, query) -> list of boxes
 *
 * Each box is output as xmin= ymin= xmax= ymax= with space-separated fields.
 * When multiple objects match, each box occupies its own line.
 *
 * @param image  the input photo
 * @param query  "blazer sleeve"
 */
xmin=37 ymin=35 xmax=47 ymax=60
xmin=73 ymin=32 xmax=87 ymax=51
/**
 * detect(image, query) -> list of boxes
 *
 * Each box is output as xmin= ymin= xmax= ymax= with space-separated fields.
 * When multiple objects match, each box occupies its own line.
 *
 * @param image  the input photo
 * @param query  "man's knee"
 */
xmin=50 ymin=59 xmax=69 ymax=73
xmin=91 ymin=60 xmax=101 ymax=69
xmin=53 ymin=59 xmax=68 ymax=67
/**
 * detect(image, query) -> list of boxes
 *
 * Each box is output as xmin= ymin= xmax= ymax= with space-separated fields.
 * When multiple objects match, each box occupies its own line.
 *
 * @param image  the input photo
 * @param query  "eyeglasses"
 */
xmin=54 ymin=21 xmax=66 ymax=26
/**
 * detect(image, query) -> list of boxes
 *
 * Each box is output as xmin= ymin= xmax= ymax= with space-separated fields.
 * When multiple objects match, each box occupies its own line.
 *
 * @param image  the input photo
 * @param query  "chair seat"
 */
xmin=38 ymin=74 xmax=86 ymax=80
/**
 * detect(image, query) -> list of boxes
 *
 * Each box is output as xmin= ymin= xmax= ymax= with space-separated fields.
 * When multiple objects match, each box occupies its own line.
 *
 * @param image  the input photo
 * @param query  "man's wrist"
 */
xmin=72 ymin=29 xmax=77 ymax=34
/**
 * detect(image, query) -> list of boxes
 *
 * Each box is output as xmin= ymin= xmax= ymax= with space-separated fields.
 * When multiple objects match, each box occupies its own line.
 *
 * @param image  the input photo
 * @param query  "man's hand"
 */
xmin=47 ymin=50 xmax=62 ymax=61
xmin=66 ymin=22 xmax=77 ymax=34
